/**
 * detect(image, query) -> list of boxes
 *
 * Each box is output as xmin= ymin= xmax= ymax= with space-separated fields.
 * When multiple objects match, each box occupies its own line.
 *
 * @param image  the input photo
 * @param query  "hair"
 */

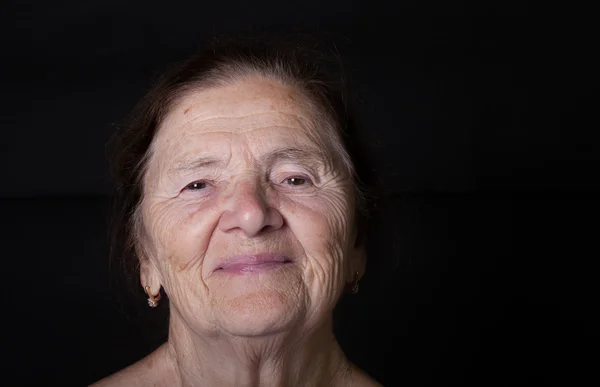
xmin=107 ymin=32 xmax=378 ymax=329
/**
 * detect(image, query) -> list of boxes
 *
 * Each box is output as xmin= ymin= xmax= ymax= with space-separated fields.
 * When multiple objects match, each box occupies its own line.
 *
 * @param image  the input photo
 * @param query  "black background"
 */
xmin=1 ymin=1 xmax=598 ymax=385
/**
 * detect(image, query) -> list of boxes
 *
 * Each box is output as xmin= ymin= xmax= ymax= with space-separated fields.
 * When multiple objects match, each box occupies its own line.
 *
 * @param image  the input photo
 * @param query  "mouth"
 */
xmin=214 ymin=253 xmax=293 ymax=275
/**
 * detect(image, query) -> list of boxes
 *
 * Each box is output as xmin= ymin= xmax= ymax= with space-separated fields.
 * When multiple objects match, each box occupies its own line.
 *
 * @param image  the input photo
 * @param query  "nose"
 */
xmin=217 ymin=179 xmax=284 ymax=237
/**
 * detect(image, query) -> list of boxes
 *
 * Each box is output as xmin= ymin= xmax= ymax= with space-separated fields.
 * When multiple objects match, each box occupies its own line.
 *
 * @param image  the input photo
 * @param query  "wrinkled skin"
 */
xmin=98 ymin=76 xmax=373 ymax=386
xmin=141 ymin=76 xmax=364 ymax=339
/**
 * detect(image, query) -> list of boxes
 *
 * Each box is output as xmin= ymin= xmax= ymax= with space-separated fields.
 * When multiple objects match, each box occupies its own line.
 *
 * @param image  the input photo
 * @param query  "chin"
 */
xmin=215 ymin=290 xmax=306 ymax=337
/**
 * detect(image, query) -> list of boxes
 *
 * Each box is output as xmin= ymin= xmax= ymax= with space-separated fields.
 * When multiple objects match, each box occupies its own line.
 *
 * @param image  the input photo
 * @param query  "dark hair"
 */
xmin=107 ymin=32 xmax=378 ymax=328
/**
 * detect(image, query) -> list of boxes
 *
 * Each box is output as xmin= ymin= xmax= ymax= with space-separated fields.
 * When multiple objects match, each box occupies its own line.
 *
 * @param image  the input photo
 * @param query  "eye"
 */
xmin=284 ymin=176 xmax=311 ymax=186
xmin=185 ymin=181 xmax=208 ymax=191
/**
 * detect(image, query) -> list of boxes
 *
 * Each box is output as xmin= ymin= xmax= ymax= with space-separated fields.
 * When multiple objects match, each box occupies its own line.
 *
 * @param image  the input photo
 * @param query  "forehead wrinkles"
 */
xmin=160 ymin=85 xmax=321 ymax=134
xmin=159 ymin=101 xmax=327 ymax=144
xmin=176 ymin=95 xmax=308 ymax=123
xmin=145 ymin=80 xmax=346 ymax=184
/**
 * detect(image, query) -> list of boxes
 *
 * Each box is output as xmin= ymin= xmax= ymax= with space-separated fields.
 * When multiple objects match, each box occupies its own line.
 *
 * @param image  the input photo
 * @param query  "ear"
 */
xmin=347 ymin=220 xmax=367 ymax=283
xmin=139 ymin=252 xmax=162 ymax=296
xmin=350 ymin=243 xmax=367 ymax=280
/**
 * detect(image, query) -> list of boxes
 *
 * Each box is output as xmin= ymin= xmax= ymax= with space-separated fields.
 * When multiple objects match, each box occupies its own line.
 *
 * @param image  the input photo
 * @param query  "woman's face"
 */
xmin=139 ymin=76 xmax=363 ymax=337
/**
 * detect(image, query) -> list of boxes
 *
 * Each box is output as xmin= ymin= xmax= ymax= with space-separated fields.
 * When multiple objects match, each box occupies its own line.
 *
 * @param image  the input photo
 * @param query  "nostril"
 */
xmin=259 ymin=224 xmax=276 ymax=234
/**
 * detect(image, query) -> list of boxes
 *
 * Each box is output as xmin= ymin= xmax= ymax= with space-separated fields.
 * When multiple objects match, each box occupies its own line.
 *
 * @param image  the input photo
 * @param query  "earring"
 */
xmin=351 ymin=272 xmax=360 ymax=294
xmin=145 ymin=286 xmax=161 ymax=308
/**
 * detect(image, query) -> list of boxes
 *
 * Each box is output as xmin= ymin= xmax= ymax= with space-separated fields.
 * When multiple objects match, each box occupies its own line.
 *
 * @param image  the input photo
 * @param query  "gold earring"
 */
xmin=351 ymin=272 xmax=360 ymax=294
xmin=145 ymin=286 xmax=161 ymax=307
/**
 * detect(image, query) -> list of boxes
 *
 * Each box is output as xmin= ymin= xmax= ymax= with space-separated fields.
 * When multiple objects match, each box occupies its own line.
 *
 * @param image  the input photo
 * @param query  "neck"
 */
xmin=159 ymin=310 xmax=352 ymax=387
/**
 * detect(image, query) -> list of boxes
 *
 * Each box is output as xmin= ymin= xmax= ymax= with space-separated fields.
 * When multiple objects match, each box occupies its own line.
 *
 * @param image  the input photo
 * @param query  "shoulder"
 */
xmin=90 ymin=345 xmax=172 ymax=387
xmin=348 ymin=364 xmax=384 ymax=387
xmin=333 ymin=362 xmax=383 ymax=387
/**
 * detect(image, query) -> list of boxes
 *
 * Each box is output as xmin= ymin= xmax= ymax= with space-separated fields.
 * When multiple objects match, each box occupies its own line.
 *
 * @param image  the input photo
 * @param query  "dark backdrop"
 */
xmin=1 ymin=1 xmax=597 ymax=385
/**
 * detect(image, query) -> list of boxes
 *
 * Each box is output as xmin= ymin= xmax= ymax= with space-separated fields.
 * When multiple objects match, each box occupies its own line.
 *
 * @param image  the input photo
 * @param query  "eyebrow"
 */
xmin=263 ymin=147 xmax=327 ymax=169
xmin=168 ymin=157 xmax=223 ymax=176
xmin=167 ymin=147 xmax=328 ymax=177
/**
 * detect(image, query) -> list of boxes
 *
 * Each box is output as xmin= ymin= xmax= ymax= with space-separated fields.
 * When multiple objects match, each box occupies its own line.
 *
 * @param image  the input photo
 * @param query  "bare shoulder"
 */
xmin=348 ymin=364 xmax=385 ymax=387
xmin=90 ymin=346 xmax=170 ymax=387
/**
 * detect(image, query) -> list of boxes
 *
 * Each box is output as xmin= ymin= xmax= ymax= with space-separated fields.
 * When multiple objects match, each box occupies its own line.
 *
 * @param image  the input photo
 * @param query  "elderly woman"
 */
xmin=94 ymin=35 xmax=381 ymax=386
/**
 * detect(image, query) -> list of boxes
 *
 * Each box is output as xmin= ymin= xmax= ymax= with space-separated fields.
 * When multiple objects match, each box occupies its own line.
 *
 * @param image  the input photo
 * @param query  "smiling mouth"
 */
xmin=217 ymin=261 xmax=292 ymax=274
xmin=215 ymin=253 xmax=293 ymax=275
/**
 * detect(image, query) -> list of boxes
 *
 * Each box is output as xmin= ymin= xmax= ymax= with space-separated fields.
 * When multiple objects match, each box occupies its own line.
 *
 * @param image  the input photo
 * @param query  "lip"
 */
xmin=213 ymin=252 xmax=293 ymax=275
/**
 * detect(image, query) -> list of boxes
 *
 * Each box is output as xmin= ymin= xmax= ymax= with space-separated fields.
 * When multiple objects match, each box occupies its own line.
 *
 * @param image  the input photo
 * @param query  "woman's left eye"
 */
xmin=283 ymin=176 xmax=311 ymax=186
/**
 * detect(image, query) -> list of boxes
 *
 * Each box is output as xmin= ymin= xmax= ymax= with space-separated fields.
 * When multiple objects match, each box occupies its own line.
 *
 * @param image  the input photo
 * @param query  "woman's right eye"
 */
xmin=185 ymin=181 xmax=208 ymax=191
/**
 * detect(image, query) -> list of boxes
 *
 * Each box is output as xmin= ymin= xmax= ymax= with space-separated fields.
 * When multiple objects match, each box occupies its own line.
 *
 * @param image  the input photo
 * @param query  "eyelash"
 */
xmin=282 ymin=176 xmax=312 ymax=187
xmin=184 ymin=181 xmax=209 ymax=191
xmin=182 ymin=175 xmax=313 ymax=193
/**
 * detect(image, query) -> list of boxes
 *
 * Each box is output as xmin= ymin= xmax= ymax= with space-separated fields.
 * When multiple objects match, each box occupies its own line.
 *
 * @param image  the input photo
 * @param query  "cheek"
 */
xmin=282 ymin=191 xmax=354 ymax=271
xmin=296 ymin=191 xmax=353 ymax=245
xmin=143 ymin=198 xmax=219 ymax=274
